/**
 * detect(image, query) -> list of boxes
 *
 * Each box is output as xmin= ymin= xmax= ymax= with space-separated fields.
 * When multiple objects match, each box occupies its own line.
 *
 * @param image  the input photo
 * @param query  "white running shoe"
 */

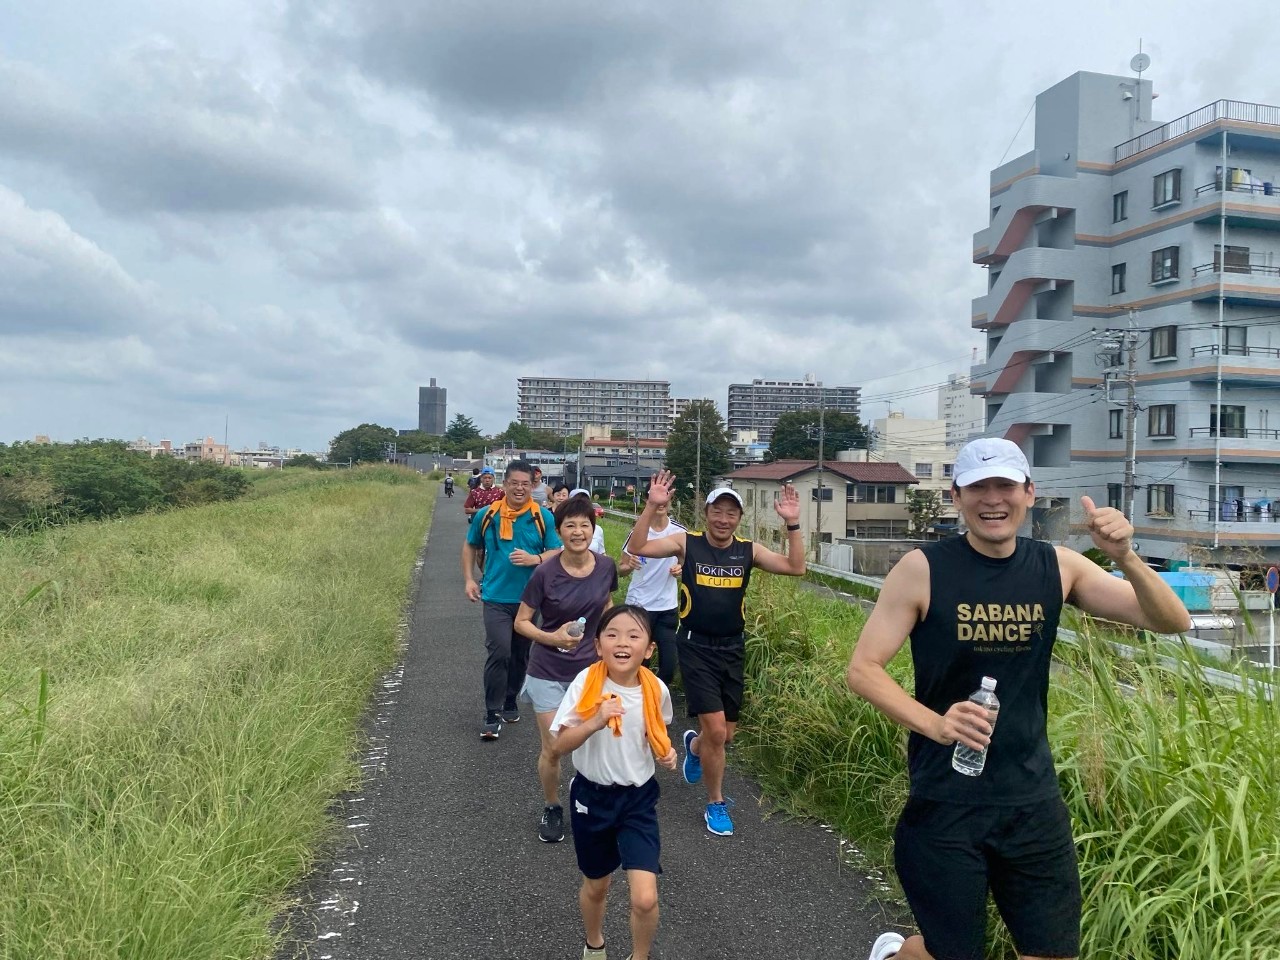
xmin=868 ymin=931 xmax=905 ymax=960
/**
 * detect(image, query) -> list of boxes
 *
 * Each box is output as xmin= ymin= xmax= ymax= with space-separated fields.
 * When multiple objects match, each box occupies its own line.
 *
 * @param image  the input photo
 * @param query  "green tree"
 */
xmin=392 ymin=431 xmax=444 ymax=455
xmin=444 ymin=414 xmax=483 ymax=446
xmin=767 ymin=409 xmax=867 ymax=462
xmin=664 ymin=400 xmax=730 ymax=507
xmin=328 ymin=423 xmax=399 ymax=465
xmin=906 ymin=488 xmax=943 ymax=537
xmin=284 ymin=454 xmax=325 ymax=469
xmin=492 ymin=421 xmax=537 ymax=449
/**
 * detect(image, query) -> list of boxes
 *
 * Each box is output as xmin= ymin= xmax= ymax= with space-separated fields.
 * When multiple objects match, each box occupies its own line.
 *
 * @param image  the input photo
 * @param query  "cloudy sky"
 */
xmin=2 ymin=1 xmax=1276 ymax=452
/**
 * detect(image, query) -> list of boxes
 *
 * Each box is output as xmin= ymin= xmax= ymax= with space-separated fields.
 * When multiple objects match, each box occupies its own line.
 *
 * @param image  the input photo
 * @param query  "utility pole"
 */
xmin=695 ymin=409 xmax=703 ymax=508
xmin=1097 ymin=312 xmax=1141 ymax=520
xmin=816 ymin=400 xmax=825 ymax=558
xmin=1123 ymin=311 xmax=1139 ymax=520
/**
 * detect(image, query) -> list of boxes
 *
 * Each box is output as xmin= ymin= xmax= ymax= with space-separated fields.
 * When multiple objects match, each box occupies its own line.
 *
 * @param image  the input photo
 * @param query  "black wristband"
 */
xmin=786 ymin=523 xmax=801 ymax=532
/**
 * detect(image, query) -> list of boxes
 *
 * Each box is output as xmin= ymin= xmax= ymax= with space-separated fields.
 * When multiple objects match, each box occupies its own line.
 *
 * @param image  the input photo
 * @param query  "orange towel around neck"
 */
xmin=574 ymin=660 xmax=672 ymax=759
xmin=498 ymin=498 xmax=538 ymax=540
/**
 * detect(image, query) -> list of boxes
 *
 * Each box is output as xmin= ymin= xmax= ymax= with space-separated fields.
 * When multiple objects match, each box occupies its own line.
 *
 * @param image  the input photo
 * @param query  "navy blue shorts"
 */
xmin=569 ymin=775 xmax=661 ymax=879
xmin=893 ymin=795 xmax=1081 ymax=960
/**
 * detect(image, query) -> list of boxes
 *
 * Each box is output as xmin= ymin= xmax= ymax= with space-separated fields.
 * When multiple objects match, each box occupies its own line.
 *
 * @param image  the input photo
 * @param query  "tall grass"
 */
xmin=0 ymin=466 xmax=432 ymax=960
xmin=736 ymin=573 xmax=1280 ymax=960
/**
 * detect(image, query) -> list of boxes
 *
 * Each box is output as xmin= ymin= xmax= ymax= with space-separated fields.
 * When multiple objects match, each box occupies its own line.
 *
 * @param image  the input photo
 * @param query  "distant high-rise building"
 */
xmin=672 ymin=397 xmax=717 ymax=423
xmin=937 ymin=373 xmax=985 ymax=448
xmin=419 ymin=379 xmax=447 ymax=435
xmin=726 ymin=376 xmax=861 ymax=443
xmin=517 ymin=377 xmax=672 ymax=438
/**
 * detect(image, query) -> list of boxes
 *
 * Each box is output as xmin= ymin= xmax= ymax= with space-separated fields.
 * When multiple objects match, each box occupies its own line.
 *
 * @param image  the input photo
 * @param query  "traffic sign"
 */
xmin=1266 ymin=566 xmax=1279 ymax=594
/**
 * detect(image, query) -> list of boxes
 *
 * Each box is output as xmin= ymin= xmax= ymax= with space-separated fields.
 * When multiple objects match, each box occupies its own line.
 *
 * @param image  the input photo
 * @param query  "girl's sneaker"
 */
xmin=581 ymin=943 xmax=606 ymax=960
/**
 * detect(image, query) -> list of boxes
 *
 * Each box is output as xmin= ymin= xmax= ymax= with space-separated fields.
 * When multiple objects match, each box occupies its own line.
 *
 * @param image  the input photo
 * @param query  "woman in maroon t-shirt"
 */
xmin=514 ymin=496 xmax=618 ymax=843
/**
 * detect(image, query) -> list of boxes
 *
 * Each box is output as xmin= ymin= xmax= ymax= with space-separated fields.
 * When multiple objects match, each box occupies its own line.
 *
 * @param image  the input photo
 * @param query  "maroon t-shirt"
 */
xmin=522 ymin=553 xmax=618 ymax=682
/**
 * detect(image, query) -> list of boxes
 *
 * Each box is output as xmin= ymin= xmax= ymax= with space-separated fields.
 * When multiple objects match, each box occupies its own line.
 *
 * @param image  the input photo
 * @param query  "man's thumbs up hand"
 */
xmin=1081 ymin=495 xmax=1134 ymax=561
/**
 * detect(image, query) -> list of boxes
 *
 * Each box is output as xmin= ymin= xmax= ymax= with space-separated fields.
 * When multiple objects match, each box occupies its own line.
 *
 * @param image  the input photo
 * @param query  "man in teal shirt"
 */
xmin=462 ymin=460 xmax=562 ymax=740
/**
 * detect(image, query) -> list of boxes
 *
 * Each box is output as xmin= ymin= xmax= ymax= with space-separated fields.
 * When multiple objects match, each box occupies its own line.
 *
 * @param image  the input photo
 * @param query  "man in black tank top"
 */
xmin=846 ymin=438 xmax=1190 ymax=960
xmin=627 ymin=470 xmax=806 ymax=837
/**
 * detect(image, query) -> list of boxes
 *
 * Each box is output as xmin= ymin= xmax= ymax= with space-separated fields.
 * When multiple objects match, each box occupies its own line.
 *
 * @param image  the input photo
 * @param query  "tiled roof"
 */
xmin=726 ymin=459 xmax=918 ymax=484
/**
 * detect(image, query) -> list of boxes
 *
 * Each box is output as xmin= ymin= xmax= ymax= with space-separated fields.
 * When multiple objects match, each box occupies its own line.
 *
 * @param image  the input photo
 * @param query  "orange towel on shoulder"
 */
xmin=574 ymin=661 xmax=672 ymax=758
xmin=497 ymin=498 xmax=538 ymax=540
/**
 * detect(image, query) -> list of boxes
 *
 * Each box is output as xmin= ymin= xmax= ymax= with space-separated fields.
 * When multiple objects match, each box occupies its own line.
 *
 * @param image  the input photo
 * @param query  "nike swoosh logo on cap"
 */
xmin=980 ymin=455 xmax=996 ymax=461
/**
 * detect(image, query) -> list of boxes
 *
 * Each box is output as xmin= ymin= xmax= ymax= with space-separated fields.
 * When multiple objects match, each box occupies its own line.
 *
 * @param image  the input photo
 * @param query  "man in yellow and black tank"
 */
xmin=626 ymin=470 xmax=805 ymax=837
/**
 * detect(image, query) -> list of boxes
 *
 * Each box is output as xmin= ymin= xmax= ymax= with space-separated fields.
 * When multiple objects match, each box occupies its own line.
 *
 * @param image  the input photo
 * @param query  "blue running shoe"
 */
xmin=682 ymin=729 xmax=702 ymax=784
xmin=705 ymin=798 xmax=734 ymax=836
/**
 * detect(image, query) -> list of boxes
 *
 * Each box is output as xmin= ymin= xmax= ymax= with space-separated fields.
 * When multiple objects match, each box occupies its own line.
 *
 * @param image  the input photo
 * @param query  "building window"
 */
xmin=1150 ymin=325 xmax=1178 ymax=359
xmin=1210 ymin=404 xmax=1246 ymax=438
xmin=1221 ymin=325 xmax=1247 ymax=356
xmin=942 ymin=463 xmax=953 ymax=479
xmin=1150 ymin=246 xmax=1179 ymax=283
xmin=810 ymin=486 xmax=834 ymax=502
xmin=914 ymin=462 xmax=933 ymax=479
xmin=1147 ymin=484 xmax=1174 ymax=515
xmin=1148 ymin=404 xmax=1176 ymax=438
xmin=1107 ymin=483 xmax=1123 ymax=510
xmin=1113 ymin=190 xmax=1128 ymax=222
xmin=1111 ymin=262 xmax=1126 ymax=294
xmin=1152 ymin=169 xmax=1181 ymax=207
xmin=1109 ymin=408 xmax=1123 ymax=439
xmin=850 ymin=484 xmax=898 ymax=504
xmin=941 ymin=489 xmax=954 ymax=505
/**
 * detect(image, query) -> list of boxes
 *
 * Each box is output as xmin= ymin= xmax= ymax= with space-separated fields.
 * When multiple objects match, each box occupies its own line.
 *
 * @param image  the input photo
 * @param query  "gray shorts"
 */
xmin=523 ymin=674 xmax=572 ymax=714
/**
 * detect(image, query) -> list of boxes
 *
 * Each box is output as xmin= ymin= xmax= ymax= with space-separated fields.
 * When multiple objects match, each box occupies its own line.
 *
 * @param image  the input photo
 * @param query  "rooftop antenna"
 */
xmin=1130 ymin=42 xmax=1151 ymax=124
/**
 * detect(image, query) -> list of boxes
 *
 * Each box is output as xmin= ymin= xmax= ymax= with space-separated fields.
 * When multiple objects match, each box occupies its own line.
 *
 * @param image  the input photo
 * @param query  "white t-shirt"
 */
xmin=623 ymin=519 xmax=685 ymax=611
xmin=589 ymin=525 xmax=606 ymax=555
xmin=549 ymin=669 xmax=673 ymax=786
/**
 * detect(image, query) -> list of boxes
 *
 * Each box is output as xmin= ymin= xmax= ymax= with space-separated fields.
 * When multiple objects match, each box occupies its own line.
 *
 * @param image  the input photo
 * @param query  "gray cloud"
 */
xmin=0 ymin=47 xmax=365 ymax=216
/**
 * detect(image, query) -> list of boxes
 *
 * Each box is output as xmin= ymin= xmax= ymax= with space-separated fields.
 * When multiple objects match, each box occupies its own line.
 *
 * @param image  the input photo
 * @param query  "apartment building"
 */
xmin=726 ymin=376 xmax=861 ymax=444
xmin=938 ymin=373 xmax=985 ymax=448
xmin=517 ymin=377 xmax=672 ymax=438
xmin=871 ymin=413 xmax=960 ymax=523
xmin=971 ymin=71 xmax=1280 ymax=564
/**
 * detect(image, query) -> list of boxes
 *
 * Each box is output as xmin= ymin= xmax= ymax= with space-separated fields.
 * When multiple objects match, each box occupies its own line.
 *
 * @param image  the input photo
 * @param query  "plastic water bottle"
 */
xmin=952 ymin=677 xmax=1000 ymax=777
xmin=560 ymin=617 xmax=587 ymax=653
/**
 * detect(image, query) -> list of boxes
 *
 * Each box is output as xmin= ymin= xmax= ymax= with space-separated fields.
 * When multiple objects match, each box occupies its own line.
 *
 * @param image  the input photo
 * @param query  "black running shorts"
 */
xmin=675 ymin=628 xmax=745 ymax=721
xmin=893 ymin=795 xmax=1081 ymax=960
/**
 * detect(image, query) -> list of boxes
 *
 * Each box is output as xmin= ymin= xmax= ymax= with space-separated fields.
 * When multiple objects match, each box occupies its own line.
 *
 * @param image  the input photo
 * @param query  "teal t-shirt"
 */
xmin=467 ymin=505 xmax=562 ymax=604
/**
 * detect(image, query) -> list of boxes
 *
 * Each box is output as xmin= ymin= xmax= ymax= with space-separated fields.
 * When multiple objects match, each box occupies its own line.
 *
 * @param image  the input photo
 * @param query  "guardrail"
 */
xmin=1116 ymin=99 xmax=1280 ymax=162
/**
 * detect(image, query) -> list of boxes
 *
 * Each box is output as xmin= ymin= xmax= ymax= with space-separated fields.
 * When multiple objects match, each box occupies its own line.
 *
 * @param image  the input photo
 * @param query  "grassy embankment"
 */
xmin=0 ymin=466 xmax=432 ymax=960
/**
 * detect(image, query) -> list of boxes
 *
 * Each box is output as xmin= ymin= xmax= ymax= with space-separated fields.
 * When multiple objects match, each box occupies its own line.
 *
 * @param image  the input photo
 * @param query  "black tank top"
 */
xmin=678 ymin=531 xmax=754 ymax=637
xmin=907 ymin=535 xmax=1063 ymax=804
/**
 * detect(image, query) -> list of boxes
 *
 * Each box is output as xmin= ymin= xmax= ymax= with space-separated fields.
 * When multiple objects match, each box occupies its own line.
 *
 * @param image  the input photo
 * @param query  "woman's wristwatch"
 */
xmin=786 ymin=523 xmax=801 ymax=532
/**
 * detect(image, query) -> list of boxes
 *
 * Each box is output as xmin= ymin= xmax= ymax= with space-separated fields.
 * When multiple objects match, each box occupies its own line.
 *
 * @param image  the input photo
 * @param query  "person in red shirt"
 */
xmin=464 ymin=467 xmax=504 ymax=520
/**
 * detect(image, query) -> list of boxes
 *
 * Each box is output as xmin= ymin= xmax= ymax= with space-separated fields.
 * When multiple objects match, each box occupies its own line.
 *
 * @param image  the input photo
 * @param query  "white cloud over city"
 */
xmin=2 ymin=0 xmax=1278 ymax=450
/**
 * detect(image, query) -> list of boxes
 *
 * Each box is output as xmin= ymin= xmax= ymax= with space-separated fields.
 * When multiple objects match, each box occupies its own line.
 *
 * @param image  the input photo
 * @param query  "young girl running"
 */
xmin=549 ymin=605 xmax=679 ymax=960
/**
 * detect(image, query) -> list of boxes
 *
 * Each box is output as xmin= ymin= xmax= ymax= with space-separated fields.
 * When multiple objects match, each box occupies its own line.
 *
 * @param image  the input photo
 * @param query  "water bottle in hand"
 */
xmin=561 ymin=617 xmax=587 ymax=652
xmin=952 ymin=677 xmax=999 ymax=777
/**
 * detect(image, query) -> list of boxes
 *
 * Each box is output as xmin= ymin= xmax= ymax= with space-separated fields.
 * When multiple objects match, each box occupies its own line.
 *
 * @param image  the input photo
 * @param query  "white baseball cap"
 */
xmin=569 ymin=488 xmax=592 ymax=498
xmin=705 ymin=487 xmax=744 ymax=509
xmin=952 ymin=438 xmax=1030 ymax=488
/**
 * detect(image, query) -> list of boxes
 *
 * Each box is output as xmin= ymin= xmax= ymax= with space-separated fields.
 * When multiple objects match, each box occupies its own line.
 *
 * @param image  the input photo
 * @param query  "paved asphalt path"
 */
xmin=280 ymin=489 xmax=909 ymax=960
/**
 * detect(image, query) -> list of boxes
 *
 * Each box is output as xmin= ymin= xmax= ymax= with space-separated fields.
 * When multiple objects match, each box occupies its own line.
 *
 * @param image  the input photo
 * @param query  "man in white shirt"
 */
xmin=619 ymin=500 xmax=685 ymax=685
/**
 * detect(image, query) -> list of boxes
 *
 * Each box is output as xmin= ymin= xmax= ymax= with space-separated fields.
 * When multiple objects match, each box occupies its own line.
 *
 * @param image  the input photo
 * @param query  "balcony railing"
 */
xmin=1194 ymin=179 xmax=1277 ymax=197
xmin=1192 ymin=261 xmax=1280 ymax=278
xmin=1190 ymin=343 xmax=1280 ymax=358
xmin=1188 ymin=427 xmax=1280 ymax=439
xmin=1116 ymin=99 xmax=1280 ymax=162
xmin=1187 ymin=508 xmax=1280 ymax=523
